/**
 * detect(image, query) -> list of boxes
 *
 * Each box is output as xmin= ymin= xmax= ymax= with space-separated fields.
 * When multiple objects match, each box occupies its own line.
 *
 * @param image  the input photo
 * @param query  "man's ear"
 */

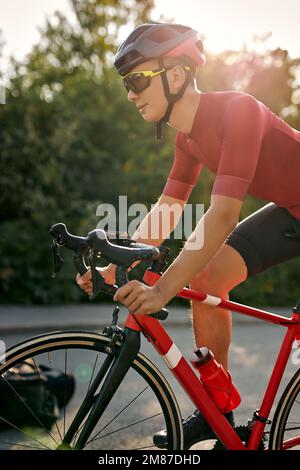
xmin=168 ymin=65 xmax=187 ymax=93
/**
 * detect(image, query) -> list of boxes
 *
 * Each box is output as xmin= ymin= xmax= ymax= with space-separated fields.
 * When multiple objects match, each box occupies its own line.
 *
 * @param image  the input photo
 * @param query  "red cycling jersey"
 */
xmin=162 ymin=91 xmax=300 ymax=219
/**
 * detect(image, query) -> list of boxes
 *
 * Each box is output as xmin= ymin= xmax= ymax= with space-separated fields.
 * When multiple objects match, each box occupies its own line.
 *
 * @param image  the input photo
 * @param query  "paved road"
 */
xmin=0 ymin=304 xmax=299 ymax=450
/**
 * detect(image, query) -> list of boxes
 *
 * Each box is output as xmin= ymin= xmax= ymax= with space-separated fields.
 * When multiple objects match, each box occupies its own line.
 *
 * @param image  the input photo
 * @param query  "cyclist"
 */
xmin=77 ymin=23 xmax=300 ymax=449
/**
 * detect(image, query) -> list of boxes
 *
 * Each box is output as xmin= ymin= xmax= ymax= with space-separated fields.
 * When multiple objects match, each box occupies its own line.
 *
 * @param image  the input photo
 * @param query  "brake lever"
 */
xmin=148 ymin=308 xmax=169 ymax=321
xmin=88 ymin=249 xmax=118 ymax=300
xmin=115 ymin=265 xmax=130 ymax=287
xmin=51 ymin=241 xmax=64 ymax=278
xmin=88 ymin=249 xmax=104 ymax=300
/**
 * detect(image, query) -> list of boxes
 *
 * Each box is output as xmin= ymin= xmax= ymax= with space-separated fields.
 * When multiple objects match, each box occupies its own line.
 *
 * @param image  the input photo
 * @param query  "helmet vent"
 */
xmin=149 ymin=28 xmax=175 ymax=43
xmin=148 ymin=24 xmax=189 ymax=43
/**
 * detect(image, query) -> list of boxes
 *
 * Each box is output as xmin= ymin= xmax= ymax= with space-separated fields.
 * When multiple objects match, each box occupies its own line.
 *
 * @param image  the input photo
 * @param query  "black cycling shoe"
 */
xmin=153 ymin=410 xmax=235 ymax=449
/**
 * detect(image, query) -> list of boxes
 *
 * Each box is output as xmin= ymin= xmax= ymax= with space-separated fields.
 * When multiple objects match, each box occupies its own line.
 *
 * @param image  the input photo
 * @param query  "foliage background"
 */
xmin=1 ymin=0 xmax=300 ymax=306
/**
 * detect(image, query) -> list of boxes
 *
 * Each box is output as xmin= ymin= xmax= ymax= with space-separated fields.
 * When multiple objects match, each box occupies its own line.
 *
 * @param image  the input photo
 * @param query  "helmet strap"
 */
xmin=156 ymin=57 xmax=190 ymax=139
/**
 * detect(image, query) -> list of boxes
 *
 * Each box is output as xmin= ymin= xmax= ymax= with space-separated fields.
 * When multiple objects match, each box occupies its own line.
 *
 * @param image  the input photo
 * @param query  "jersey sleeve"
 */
xmin=212 ymin=94 xmax=267 ymax=200
xmin=162 ymin=132 xmax=203 ymax=201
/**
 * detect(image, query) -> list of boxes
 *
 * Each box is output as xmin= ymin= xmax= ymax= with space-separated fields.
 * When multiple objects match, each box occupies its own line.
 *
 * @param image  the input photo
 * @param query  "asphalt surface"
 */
xmin=0 ymin=302 xmax=294 ymax=333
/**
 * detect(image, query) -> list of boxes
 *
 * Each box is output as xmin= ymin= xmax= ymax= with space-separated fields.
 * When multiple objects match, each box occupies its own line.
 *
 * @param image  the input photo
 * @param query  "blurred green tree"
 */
xmin=0 ymin=0 xmax=157 ymax=303
xmin=1 ymin=11 xmax=300 ymax=305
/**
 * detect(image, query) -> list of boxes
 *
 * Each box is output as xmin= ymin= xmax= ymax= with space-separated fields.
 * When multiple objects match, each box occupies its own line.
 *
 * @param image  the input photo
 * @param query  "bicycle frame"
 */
xmin=49 ymin=223 xmax=300 ymax=449
xmin=121 ymin=269 xmax=300 ymax=450
xmin=60 ymin=268 xmax=300 ymax=450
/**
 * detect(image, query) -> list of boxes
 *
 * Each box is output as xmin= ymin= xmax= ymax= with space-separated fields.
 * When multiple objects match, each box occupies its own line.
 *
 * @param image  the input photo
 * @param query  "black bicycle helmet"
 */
xmin=114 ymin=23 xmax=206 ymax=138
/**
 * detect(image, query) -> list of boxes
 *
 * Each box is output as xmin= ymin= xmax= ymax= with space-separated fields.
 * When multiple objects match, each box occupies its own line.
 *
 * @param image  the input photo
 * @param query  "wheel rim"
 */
xmin=0 ymin=333 xmax=182 ymax=450
xmin=270 ymin=372 xmax=300 ymax=450
xmin=277 ymin=382 xmax=300 ymax=450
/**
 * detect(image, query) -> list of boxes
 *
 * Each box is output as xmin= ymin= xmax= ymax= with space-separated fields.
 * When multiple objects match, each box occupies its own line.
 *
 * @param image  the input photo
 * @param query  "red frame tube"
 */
xmin=125 ymin=313 xmax=246 ymax=449
xmin=144 ymin=270 xmax=298 ymax=326
xmin=282 ymin=436 xmax=300 ymax=450
xmin=124 ymin=269 xmax=300 ymax=450
xmin=247 ymin=327 xmax=299 ymax=449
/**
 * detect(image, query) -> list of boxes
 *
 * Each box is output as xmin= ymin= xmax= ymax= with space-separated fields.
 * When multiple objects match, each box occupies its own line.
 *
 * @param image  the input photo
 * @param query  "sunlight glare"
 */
xmin=153 ymin=0 xmax=300 ymax=58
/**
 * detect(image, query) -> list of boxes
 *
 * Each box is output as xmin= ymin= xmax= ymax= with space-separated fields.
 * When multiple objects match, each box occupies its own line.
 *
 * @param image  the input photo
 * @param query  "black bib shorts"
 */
xmin=225 ymin=203 xmax=300 ymax=278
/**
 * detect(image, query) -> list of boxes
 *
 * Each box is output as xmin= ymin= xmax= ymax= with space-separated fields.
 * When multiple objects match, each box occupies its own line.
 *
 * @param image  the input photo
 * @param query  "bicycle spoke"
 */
xmin=88 ymin=412 xmax=162 ymax=444
xmin=73 ymin=354 xmax=101 ymax=445
xmin=40 ymin=355 xmax=63 ymax=443
xmin=285 ymin=425 xmax=300 ymax=431
xmin=63 ymin=349 xmax=67 ymax=439
xmin=32 ymin=355 xmax=63 ymax=440
xmin=32 ymin=358 xmax=43 ymax=382
xmin=0 ymin=416 xmax=52 ymax=450
xmin=87 ymin=354 xmax=99 ymax=393
xmin=73 ymin=398 xmax=97 ymax=447
xmin=52 ymin=417 xmax=63 ymax=443
xmin=0 ymin=374 xmax=59 ymax=448
xmin=86 ymin=385 xmax=150 ymax=445
xmin=0 ymin=439 xmax=45 ymax=450
xmin=133 ymin=443 xmax=158 ymax=450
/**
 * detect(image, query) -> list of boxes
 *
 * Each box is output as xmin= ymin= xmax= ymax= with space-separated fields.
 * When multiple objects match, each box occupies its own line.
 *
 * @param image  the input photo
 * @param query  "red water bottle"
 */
xmin=191 ymin=347 xmax=241 ymax=413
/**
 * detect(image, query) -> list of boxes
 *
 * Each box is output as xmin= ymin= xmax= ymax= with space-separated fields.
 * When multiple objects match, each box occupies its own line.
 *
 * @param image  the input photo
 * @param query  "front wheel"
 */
xmin=0 ymin=331 xmax=183 ymax=450
xmin=269 ymin=368 xmax=300 ymax=449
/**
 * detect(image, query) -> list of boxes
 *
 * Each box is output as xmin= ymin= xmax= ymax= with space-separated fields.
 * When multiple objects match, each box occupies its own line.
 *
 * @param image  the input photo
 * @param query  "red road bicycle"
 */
xmin=0 ymin=223 xmax=299 ymax=450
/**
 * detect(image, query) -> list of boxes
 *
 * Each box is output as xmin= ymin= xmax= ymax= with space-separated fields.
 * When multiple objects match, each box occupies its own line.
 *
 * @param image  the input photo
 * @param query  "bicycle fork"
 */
xmin=60 ymin=328 xmax=140 ymax=450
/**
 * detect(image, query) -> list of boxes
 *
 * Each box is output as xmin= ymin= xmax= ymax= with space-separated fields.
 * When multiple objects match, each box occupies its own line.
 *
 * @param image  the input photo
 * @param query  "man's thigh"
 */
xmin=225 ymin=203 xmax=300 ymax=278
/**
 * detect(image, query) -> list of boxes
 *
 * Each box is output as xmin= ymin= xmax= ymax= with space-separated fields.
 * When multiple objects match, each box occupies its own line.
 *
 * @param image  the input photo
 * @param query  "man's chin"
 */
xmin=143 ymin=116 xmax=156 ymax=122
xmin=142 ymin=114 xmax=162 ymax=123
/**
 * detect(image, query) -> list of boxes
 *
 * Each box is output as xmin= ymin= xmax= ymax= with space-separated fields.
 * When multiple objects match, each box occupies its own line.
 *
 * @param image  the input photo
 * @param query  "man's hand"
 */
xmin=76 ymin=265 xmax=116 ymax=295
xmin=113 ymin=281 xmax=165 ymax=315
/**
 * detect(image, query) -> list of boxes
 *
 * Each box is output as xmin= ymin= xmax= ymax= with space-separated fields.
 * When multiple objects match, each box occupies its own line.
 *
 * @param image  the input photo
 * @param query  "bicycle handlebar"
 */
xmin=87 ymin=229 xmax=160 ymax=266
xmin=50 ymin=223 xmax=169 ymax=320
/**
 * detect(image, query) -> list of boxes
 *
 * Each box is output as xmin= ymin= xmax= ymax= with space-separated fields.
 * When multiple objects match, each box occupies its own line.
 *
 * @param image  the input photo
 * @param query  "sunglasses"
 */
xmin=122 ymin=65 xmax=191 ymax=94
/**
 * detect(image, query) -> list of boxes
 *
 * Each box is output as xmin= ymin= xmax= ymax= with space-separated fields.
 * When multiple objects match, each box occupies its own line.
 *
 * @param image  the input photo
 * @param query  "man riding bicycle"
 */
xmin=77 ymin=23 xmax=300 ymax=448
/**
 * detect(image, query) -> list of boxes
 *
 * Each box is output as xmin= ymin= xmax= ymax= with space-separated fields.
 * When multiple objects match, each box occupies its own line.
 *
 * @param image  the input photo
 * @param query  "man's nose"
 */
xmin=127 ymin=89 xmax=139 ymax=102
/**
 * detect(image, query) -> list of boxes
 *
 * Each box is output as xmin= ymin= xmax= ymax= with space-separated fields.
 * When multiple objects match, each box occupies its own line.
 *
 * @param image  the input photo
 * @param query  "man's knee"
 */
xmin=190 ymin=264 xmax=228 ymax=296
xmin=190 ymin=245 xmax=247 ymax=295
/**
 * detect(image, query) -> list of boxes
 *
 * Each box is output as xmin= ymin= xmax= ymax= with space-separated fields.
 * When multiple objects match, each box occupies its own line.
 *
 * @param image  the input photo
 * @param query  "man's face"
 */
xmin=125 ymin=59 xmax=169 ymax=122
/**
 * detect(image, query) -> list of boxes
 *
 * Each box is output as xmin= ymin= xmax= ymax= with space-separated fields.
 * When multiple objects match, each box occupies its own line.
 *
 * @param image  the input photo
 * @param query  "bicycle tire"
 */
xmin=0 ymin=331 xmax=183 ymax=450
xmin=269 ymin=368 xmax=300 ymax=450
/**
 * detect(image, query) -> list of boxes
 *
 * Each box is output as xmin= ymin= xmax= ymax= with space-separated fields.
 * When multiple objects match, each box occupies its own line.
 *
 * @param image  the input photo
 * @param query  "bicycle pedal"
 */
xmin=212 ymin=425 xmax=266 ymax=450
